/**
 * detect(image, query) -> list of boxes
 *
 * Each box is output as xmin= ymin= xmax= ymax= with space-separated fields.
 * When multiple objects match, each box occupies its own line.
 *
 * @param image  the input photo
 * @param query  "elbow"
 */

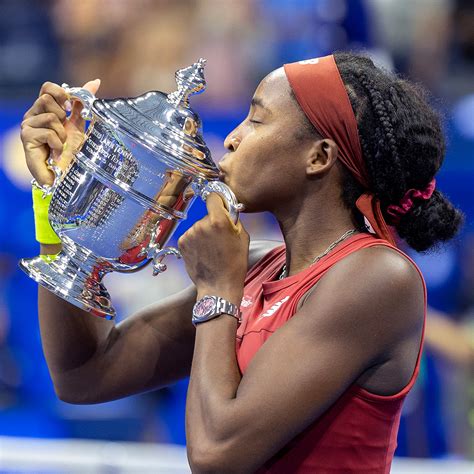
xmin=187 ymin=440 xmax=246 ymax=474
xmin=52 ymin=378 xmax=100 ymax=405
xmin=187 ymin=445 xmax=223 ymax=474
xmin=55 ymin=392 xmax=82 ymax=405
xmin=53 ymin=385 xmax=89 ymax=404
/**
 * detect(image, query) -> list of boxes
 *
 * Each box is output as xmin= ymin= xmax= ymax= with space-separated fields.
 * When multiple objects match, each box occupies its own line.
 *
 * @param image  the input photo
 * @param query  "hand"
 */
xmin=21 ymin=79 xmax=101 ymax=186
xmin=178 ymin=193 xmax=249 ymax=305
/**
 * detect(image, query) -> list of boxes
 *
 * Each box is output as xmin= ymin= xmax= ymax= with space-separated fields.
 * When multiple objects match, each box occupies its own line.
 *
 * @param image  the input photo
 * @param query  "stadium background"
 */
xmin=0 ymin=0 xmax=472 ymax=471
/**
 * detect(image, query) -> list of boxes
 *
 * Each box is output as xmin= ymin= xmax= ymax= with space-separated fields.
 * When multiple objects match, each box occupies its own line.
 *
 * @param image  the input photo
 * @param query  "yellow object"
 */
xmin=40 ymin=253 xmax=59 ymax=263
xmin=32 ymin=186 xmax=61 ymax=244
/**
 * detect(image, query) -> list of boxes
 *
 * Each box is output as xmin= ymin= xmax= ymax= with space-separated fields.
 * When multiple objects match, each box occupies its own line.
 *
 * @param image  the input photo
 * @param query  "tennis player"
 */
xmin=21 ymin=53 xmax=463 ymax=473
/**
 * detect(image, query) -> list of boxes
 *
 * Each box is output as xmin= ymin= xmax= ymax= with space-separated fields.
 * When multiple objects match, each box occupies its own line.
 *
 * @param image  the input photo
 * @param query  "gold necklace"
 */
xmin=278 ymin=229 xmax=357 ymax=280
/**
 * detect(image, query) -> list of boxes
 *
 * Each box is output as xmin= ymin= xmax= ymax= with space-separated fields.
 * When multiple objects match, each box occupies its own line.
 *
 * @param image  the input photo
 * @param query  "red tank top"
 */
xmin=236 ymin=233 xmax=426 ymax=474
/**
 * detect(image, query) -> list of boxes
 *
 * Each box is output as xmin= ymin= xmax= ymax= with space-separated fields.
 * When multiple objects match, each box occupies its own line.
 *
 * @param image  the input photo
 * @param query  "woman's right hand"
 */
xmin=20 ymin=79 xmax=101 ymax=187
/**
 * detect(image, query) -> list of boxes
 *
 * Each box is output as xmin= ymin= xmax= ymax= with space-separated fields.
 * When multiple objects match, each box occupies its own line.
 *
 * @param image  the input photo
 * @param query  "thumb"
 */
xmin=69 ymin=78 xmax=101 ymax=128
xmin=206 ymin=192 xmax=227 ymax=217
xmin=206 ymin=192 xmax=243 ymax=235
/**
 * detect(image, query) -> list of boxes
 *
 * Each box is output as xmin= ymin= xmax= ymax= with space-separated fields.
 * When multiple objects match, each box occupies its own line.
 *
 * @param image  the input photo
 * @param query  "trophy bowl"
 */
xmin=19 ymin=59 xmax=243 ymax=320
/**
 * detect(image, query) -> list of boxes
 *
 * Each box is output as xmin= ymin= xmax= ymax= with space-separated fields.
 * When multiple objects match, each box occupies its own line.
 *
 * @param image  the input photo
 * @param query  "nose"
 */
xmin=224 ymin=134 xmax=241 ymax=152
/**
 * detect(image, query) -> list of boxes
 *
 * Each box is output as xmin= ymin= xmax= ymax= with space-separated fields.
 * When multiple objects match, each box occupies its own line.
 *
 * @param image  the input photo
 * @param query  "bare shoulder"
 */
xmin=342 ymin=244 xmax=424 ymax=303
xmin=328 ymin=244 xmax=423 ymax=316
xmin=302 ymin=243 xmax=425 ymax=353
xmin=340 ymin=243 xmax=421 ymax=279
xmin=248 ymin=239 xmax=283 ymax=269
xmin=306 ymin=243 xmax=424 ymax=300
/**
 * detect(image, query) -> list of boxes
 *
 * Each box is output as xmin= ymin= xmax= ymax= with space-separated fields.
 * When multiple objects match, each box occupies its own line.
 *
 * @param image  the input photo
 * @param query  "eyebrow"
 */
xmin=251 ymin=97 xmax=272 ymax=115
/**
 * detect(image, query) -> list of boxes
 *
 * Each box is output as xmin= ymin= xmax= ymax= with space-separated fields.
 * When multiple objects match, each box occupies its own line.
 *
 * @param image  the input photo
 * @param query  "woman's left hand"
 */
xmin=178 ymin=193 xmax=249 ymax=304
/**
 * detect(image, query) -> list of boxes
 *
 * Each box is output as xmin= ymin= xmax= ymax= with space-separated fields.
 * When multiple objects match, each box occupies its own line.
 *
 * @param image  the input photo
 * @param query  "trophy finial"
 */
xmin=167 ymin=58 xmax=207 ymax=107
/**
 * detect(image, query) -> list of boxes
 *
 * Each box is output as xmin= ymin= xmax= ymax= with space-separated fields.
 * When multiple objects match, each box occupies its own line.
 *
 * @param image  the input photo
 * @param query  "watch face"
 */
xmin=194 ymin=297 xmax=215 ymax=318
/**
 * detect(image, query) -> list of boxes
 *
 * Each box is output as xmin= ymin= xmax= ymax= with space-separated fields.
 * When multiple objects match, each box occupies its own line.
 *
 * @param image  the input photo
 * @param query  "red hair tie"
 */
xmin=386 ymin=179 xmax=436 ymax=225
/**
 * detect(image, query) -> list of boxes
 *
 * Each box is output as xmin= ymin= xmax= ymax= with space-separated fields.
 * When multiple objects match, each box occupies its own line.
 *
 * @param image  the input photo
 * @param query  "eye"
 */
xmin=249 ymin=119 xmax=262 ymax=124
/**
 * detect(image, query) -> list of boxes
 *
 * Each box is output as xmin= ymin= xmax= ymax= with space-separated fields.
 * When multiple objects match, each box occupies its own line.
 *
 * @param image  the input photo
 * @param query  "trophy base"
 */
xmin=19 ymin=243 xmax=116 ymax=320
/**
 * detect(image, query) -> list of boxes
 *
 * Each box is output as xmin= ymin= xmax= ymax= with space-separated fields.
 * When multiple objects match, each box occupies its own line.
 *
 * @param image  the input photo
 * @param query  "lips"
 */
xmin=217 ymin=162 xmax=227 ymax=182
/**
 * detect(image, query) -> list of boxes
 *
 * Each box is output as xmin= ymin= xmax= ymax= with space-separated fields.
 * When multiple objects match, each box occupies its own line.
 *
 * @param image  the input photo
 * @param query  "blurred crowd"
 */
xmin=0 ymin=0 xmax=472 ymax=461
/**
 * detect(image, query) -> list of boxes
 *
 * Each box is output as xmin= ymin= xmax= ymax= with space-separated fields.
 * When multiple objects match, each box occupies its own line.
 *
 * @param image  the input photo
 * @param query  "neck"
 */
xmin=274 ymin=192 xmax=360 ymax=277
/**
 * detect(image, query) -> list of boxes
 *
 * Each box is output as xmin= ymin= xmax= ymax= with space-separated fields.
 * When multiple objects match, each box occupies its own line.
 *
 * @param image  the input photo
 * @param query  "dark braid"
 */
xmin=332 ymin=52 xmax=464 ymax=252
xmin=355 ymin=70 xmax=405 ymax=197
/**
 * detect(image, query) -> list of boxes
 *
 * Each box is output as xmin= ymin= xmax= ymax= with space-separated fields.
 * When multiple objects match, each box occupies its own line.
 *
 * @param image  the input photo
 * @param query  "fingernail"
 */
xmin=64 ymin=100 xmax=72 ymax=112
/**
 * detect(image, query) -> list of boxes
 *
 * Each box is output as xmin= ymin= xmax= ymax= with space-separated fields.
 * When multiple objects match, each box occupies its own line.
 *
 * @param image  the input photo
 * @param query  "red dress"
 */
xmin=236 ymin=233 xmax=426 ymax=473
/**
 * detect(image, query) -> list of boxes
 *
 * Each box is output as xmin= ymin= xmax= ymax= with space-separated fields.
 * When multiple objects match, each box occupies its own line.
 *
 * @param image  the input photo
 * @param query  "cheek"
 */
xmin=222 ymin=116 xmax=304 ymax=207
xmin=225 ymin=165 xmax=267 ymax=210
xmin=226 ymin=133 xmax=274 ymax=182
xmin=226 ymin=140 xmax=296 ymax=211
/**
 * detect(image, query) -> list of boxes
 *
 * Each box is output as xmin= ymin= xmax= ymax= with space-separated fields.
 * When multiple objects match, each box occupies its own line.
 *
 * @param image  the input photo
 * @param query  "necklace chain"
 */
xmin=278 ymin=229 xmax=357 ymax=280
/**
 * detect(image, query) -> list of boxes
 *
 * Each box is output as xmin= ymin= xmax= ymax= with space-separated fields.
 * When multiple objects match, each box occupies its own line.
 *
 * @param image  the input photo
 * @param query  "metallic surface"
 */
xmin=20 ymin=59 xmax=243 ymax=319
xmin=192 ymin=295 xmax=242 ymax=326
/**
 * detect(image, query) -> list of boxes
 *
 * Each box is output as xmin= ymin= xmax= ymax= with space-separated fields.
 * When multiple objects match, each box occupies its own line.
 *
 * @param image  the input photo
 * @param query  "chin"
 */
xmin=226 ymin=186 xmax=250 ymax=212
xmin=222 ymin=179 xmax=260 ymax=213
xmin=235 ymin=196 xmax=262 ymax=214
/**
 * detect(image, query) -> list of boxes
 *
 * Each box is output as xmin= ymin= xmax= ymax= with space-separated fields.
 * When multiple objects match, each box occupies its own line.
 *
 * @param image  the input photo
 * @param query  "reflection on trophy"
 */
xmin=19 ymin=59 xmax=243 ymax=320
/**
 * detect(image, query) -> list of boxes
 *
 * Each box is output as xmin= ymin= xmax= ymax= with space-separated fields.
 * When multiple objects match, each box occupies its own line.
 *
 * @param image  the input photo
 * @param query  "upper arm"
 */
xmin=209 ymin=247 xmax=424 ymax=469
xmin=63 ymin=239 xmax=282 ymax=403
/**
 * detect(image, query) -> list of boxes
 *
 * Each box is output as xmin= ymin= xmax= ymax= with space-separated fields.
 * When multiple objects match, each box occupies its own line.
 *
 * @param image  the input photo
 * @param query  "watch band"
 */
xmin=192 ymin=295 xmax=242 ymax=326
xmin=216 ymin=297 xmax=241 ymax=322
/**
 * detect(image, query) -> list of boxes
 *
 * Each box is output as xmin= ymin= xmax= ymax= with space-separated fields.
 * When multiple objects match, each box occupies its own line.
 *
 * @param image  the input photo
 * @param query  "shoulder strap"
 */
xmin=290 ymin=236 xmax=427 ymax=400
xmin=245 ymin=244 xmax=285 ymax=285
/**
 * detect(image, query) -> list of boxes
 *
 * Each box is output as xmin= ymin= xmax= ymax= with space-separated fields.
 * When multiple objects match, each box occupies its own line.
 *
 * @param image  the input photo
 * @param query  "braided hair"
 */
xmin=297 ymin=52 xmax=463 ymax=252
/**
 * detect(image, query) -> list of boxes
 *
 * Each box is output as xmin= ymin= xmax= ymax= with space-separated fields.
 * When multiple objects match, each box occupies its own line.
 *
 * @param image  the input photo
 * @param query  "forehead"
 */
xmin=253 ymin=67 xmax=298 ymax=114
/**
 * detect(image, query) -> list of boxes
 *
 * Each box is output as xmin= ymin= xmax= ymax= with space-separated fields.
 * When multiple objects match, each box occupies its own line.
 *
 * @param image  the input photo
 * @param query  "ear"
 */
xmin=305 ymin=139 xmax=338 ymax=177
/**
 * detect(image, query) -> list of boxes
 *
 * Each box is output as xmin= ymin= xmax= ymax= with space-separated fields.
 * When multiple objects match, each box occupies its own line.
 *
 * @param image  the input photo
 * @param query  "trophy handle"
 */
xmin=151 ymin=247 xmax=181 ymax=276
xmin=31 ymin=154 xmax=63 ymax=197
xmin=196 ymin=181 xmax=245 ymax=225
xmin=61 ymin=83 xmax=95 ymax=121
xmin=143 ymin=222 xmax=183 ymax=277
xmin=150 ymin=181 xmax=243 ymax=277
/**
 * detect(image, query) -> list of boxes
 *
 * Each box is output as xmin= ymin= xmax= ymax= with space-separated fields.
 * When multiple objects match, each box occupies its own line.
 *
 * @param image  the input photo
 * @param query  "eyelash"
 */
xmin=249 ymin=119 xmax=262 ymax=124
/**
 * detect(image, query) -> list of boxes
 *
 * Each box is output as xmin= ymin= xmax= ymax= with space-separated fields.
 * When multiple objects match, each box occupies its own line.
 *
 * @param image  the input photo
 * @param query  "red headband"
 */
xmin=284 ymin=55 xmax=396 ymax=245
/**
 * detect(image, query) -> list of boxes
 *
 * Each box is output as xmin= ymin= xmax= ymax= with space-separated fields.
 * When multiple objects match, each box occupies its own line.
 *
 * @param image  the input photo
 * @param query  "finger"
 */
xmin=206 ymin=192 xmax=242 ymax=234
xmin=69 ymin=79 xmax=101 ymax=128
xmin=22 ymin=128 xmax=62 ymax=186
xmin=22 ymin=113 xmax=67 ymax=144
xmin=24 ymin=127 xmax=63 ymax=152
xmin=24 ymin=92 xmax=67 ymax=122
xmin=38 ymin=81 xmax=69 ymax=109
xmin=206 ymin=192 xmax=227 ymax=218
xmin=45 ymin=128 xmax=64 ymax=152
xmin=22 ymin=126 xmax=63 ymax=152
xmin=28 ymin=157 xmax=56 ymax=187
xmin=178 ymin=228 xmax=193 ymax=249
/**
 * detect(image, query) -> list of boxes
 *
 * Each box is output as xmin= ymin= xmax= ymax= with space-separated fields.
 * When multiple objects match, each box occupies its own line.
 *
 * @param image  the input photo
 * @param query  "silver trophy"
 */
xmin=19 ymin=59 xmax=243 ymax=320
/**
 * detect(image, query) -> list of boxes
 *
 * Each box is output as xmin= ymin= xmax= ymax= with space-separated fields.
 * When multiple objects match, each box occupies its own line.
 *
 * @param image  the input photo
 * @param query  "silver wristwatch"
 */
xmin=192 ymin=295 xmax=242 ymax=326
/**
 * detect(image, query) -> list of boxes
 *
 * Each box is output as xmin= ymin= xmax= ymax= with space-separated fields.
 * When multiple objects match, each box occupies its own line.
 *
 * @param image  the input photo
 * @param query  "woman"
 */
xmin=21 ymin=53 xmax=462 ymax=473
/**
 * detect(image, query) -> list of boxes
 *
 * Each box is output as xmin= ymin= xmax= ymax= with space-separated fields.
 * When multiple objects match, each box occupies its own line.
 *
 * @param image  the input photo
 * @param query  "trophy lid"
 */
xmin=91 ymin=59 xmax=218 ymax=179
